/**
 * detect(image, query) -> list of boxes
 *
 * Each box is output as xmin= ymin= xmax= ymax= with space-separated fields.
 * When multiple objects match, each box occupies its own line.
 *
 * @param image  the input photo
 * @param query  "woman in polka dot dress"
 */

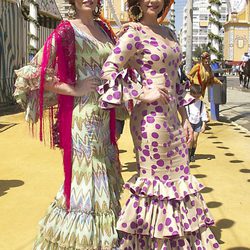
xmin=98 ymin=0 xmax=220 ymax=249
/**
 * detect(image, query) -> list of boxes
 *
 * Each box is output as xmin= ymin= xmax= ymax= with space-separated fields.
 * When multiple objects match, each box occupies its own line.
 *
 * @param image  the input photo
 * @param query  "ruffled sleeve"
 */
xmin=176 ymin=80 xmax=195 ymax=108
xmin=97 ymin=27 xmax=143 ymax=109
xmin=13 ymin=36 xmax=58 ymax=122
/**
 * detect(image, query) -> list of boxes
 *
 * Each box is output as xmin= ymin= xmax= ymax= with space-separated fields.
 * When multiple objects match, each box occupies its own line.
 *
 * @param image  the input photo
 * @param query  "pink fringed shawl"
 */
xmin=39 ymin=20 xmax=116 ymax=211
xmin=40 ymin=21 xmax=75 ymax=210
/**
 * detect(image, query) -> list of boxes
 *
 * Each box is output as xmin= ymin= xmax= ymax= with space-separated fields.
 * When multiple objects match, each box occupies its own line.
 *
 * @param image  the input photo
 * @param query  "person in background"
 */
xmin=242 ymin=52 xmax=250 ymax=64
xmin=186 ymin=84 xmax=208 ymax=162
xmin=187 ymin=52 xmax=222 ymax=97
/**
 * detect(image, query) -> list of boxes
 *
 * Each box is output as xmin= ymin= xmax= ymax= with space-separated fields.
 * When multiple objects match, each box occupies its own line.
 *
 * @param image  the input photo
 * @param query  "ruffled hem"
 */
xmin=119 ymin=226 xmax=220 ymax=249
xmin=117 ymin=191 xmax=214 ymax=238
xmin=34 ymin=240 xmax=118 ymax=250
xmin=33 ymin=202 xmax=119 ymax=250
xmin=124 ymin=175 xmax=204 ymax=201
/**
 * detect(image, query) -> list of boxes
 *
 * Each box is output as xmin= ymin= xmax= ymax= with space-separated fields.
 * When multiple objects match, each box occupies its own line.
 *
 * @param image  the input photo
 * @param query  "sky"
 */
xmin=170 ymin=0 xmax=187 ymax=33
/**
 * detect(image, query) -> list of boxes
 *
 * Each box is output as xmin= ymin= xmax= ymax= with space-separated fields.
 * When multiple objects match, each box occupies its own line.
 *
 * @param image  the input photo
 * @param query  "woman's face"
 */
xmin=139 ymin=0 xmax=165 ymax=19
xmin=202 ymin=56 xmax=210 ymax=65
xmin=74 ymin=0 xmax=98 ymax=14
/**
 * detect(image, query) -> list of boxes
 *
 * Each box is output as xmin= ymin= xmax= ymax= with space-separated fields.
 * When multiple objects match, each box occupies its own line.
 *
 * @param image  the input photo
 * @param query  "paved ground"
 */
xmin=0 ymin=110 xmax=250 ymax=249
xmin=0 ymin=77 xmax=250 ymax=249
xmin=219 ymin=76 xmax=250 ymax=131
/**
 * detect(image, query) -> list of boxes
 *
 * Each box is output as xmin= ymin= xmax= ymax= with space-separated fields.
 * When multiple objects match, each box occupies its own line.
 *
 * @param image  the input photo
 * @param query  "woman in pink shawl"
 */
xmin=14 ymin=0 xmax=123 ymax=249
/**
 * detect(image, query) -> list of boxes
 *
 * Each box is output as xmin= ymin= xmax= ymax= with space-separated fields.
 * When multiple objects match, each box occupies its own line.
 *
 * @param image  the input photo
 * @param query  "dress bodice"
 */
xmin=73 ymin=24 xmax=113 ymax=80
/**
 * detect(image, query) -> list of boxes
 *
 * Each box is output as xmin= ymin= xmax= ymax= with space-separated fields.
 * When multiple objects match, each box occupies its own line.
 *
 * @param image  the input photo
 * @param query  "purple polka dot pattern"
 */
xmin=98 ymin=26 xmax=219 ymax=249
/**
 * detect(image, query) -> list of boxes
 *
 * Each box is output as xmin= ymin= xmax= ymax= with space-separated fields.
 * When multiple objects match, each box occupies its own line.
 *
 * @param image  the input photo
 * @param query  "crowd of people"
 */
xmin=14 ymin=0 xmax=222 ymax=249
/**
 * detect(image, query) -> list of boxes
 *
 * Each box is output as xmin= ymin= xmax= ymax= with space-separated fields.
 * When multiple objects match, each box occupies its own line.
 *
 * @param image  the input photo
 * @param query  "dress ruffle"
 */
xmin=124 ymin=175 xmax=204 ymax=201
xmin=175 ymin=80 xmax=195 ymax=107
xmin=14 ymin=65 xmax=58 ymax=122
xmin=33 ymin=202 xmax=119 ymax=250
xmin=97 ymin=69 xmax=143 ymax=109
xmin=117 ymin=175 xmax=219 ymax=249
xmin=119 ymin=226 xmax=220 ymax=249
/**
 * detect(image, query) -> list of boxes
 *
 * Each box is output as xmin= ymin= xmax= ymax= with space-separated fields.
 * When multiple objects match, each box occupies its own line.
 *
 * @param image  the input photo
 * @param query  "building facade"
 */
xmin=223 ymin=1 xmax=250 ymax=62
xmin=181 ymin=0 xmax=228 ymax=54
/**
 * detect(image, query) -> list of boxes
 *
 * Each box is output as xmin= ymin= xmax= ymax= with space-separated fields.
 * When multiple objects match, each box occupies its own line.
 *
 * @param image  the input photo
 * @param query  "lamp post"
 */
xmin=185 ymin=0 xmax=193 ymax=73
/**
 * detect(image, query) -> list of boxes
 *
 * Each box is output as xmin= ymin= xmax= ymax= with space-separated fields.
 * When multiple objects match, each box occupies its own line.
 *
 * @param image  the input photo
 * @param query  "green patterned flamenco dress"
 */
xmin=14 ymin=22 xmax=123 ymax=249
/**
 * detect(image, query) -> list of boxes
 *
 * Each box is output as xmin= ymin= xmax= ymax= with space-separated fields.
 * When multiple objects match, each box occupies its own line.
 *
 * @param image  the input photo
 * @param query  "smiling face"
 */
xmin=74 ymin=0 xmax=98 ymax=14
xmin=139 ymin=0 xmax=165 ymax=19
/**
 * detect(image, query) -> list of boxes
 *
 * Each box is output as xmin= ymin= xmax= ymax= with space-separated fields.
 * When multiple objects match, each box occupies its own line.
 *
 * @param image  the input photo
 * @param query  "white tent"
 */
xmin=0 ymin=0 xmax=61 ymax=103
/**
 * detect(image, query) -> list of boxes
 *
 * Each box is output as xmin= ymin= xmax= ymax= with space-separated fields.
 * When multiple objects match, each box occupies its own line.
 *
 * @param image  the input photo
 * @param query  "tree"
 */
xmin=208 ymin=0 xmax=223 ymax=61
xmin=193 ymin=44 xmax=208 ymax=59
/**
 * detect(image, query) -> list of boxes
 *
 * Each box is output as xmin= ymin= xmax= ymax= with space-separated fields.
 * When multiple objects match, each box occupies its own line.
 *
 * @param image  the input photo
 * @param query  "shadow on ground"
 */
xmin=225 ymin=153 xmax=235 ymax=156
xmin=0 ymin=104 xmax=22 ymax=116
xmin=194 ymin=174 xmax=207 ymax=179
xmin=230 ymin=160 xmax=244 ymax=163
xmin=200 ymin=187 xmax=213 ymax=193
xmin=122 ymin=162 xmax=138 ymax=172
xmin=190 ymin=164 xmax=201 ymax=169
xmin=0 ymin=180 xmax=24 ymax=197
xmin=211 ymin=218 xmax=235 ymax=245
xmin=227 ymin=248 xmax=250 ymax=250
xmin=217 ymin=146 xmax=230 ymax=149
xmin=0 ymin=123 xmax=18 ymax=133
xmin=206 ymin=201 xmax=223 ymax=208
xmin=195 ymin=154 xmax=215 ymax=160
xmin=208 ymin=122 xmax=224 ymax=127
xmin=240 ymin=169 xmax=250 ymax=173
xmin=119 ymin=149 xmax=127 ymax=154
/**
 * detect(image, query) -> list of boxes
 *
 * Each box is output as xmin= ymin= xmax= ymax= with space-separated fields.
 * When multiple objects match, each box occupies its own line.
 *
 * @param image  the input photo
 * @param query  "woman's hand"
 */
xmin=74 ymin=76 xmax=101 ymax=97
xmin=116 ymin=22 xmax=141 ymax=38
xmin=183 ymin=119 xmax=193 ymax=144
xmin=138 ymin=86 xmax=169 ymax=104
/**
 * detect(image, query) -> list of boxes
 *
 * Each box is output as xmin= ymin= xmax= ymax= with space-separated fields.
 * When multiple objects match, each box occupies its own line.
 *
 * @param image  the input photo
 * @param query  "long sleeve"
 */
xmin=97 ymin=27 xmax=143 ymax=109
xmin=213 ymin=76 xmax=222 ymax=85
xmin=14 ymin=35 xmax=58 ymax=122
xmin=187 ymin=64 xmax=199 ymax=84
xmin=176 ymin=80 xmax=194 ymax=107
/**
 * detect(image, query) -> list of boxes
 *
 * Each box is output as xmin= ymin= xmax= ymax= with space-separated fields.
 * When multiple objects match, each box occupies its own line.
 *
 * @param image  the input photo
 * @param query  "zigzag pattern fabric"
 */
xmin=32 ymin=25 xmax=123 ymax=249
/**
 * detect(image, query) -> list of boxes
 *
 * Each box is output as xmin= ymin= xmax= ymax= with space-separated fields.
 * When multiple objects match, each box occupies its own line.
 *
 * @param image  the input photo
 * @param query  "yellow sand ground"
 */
xmin=0 ymin=112 xmax=249 ymax=250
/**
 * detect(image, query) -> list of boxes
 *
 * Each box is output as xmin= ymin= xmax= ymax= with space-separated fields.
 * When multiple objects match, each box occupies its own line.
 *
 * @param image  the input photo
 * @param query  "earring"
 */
xmin=128 ymin=3 xmax=143 ymax=22
xmin=93 ymin=3 xmax=102 ymax=19
xmin=67 ymin=5 xmax=76 ymax=19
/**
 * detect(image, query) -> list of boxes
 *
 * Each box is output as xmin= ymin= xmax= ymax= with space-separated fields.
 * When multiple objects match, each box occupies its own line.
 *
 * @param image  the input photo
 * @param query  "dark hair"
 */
xmin=127 ymin=0 xmax=170 ymax=18
xmin=68 ymin=0 xmax=75 ymax=5
xmin=190 ymin=84 xmax=202 ymax=96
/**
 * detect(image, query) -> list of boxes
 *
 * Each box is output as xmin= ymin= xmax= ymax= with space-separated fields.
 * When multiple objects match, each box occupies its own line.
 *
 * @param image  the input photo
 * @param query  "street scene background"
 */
xmin=1 ymin=0 xmax=250 ymax=249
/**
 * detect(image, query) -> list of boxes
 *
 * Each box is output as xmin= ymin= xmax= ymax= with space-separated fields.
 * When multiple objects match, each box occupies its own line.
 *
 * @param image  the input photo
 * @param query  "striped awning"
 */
xmin=22 ymin=0 xmax=61 ymax=19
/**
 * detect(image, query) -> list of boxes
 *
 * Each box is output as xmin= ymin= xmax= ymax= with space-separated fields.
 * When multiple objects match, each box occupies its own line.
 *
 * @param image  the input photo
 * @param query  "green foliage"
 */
xmin=209 ymin=0 xmax=223 ymax=60
xmin=209 ymin=0 xmax=222 ymax=6
xmin=208 ymin=33 xmax=223 ymax=43
xmin=193 ymin=44 xmax=208 ymax=58
xmin=209 ymin=17 xmax=222 ymax=29
xmin=210 ymin=9 xmax=221 ymax=18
